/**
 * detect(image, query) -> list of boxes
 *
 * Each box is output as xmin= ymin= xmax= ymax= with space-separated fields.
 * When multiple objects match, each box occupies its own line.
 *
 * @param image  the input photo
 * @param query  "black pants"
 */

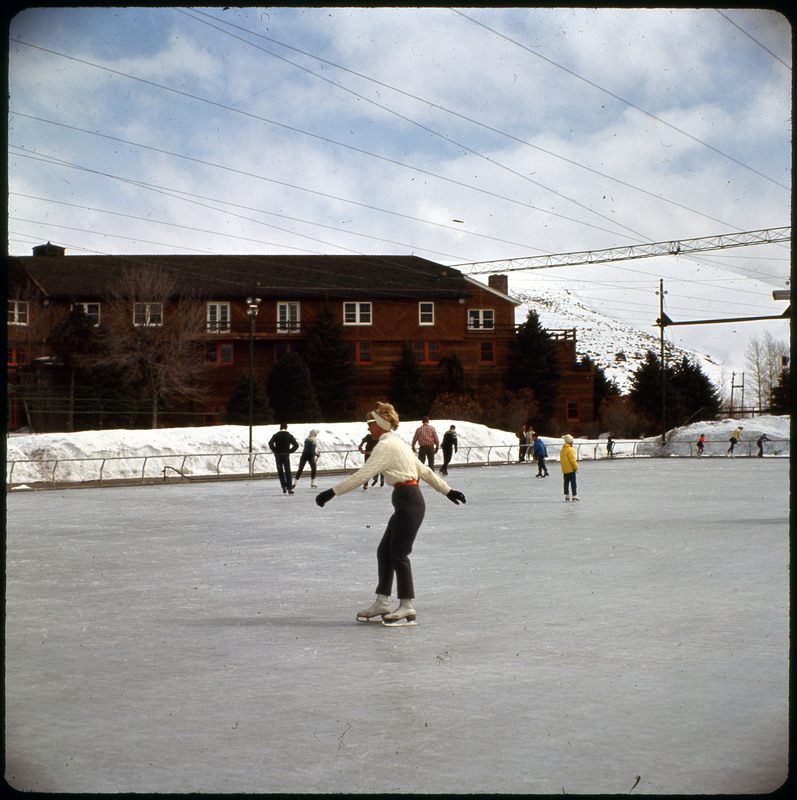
xmin=274 ymin=453 xmax=293 ymax=491
xmin=295 ymin=454 xmax=316 ymax=481
xmin=375 ymin=485 xmax=425 ymax=600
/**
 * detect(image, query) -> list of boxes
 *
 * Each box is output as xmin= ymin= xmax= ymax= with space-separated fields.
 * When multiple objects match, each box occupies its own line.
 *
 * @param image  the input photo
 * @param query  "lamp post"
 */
xmin=247 ymin=296 xmax=261 ymax=476
xmin=656 ymin=280 xmax=668 ymax=449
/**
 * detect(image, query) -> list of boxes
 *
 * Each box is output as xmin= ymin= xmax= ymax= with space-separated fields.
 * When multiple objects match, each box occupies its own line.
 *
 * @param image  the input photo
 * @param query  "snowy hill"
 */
xmin=512 ymin=286 xmax=725 ymax=393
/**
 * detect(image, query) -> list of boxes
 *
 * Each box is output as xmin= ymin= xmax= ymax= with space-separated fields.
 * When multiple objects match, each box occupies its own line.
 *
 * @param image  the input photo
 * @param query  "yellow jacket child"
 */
xmin=560 ymin=434 xmax=579 ymax=501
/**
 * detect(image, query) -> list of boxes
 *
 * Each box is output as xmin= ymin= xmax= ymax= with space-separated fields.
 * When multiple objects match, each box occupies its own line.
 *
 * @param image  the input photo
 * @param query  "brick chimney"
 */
xmin=32 ymin=242 xmax=65 ymax=257
xmin=488 ymin=274 xmax=509 ymax=295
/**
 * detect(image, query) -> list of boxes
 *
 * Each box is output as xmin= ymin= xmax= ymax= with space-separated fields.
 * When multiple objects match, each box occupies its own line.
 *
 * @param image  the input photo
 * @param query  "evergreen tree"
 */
xmin=388 ymin=340 xmax=430 ymax=419
xmin=580 ymin=355 xmax=620 ymax=416
xmin=437 ymin=351 xmax=469 ymax=395
xmin=629 ymin=350 xmax=671 ymax=428
xmin=226 ymin=371 xmax=274 ymax=425
xmin=629 ymin=350 xmax=720 ymax=430
xmin=303 ymin=304 xmax=356 ymax=421
xmin=505 ymin=309 xmax=562 ymax=420
xmin=47 ymin=305 xmax=130 ymax=431
xmin=670 ymin=356 xmax=720 ymax=423
xmin=267 ymin=351 xmax=322 ymax=423
xmin=770 ymin=366 xmax=790 ymax=414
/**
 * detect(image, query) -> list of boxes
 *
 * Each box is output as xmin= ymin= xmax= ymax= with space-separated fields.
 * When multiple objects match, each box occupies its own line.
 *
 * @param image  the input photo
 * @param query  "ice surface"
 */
xmin=5 ymin=456 xmax=789 ymax=794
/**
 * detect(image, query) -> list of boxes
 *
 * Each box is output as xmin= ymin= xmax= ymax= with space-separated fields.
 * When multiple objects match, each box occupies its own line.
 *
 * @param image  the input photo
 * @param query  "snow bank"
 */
xmin=6 ymin=416 xmax=789 ymax=487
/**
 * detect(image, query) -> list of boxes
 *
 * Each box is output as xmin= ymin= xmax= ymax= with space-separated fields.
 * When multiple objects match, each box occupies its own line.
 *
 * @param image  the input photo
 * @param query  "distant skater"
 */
xmin=696 ymin=434 xmax=705 ymax=456
xmin=757 ymin=433 xmax=770 ymax=458
xmin=269 ymin=423 xmax=299 ymax=494
xmin=606 ymin=437 xmax=615 ymax=458
xmin=358 ymin=427 xmax=383 ymax=488
xmin=532 ymin=433 xmax=549 ymax=476
xmin=727 ymin=426 xmax=743 ymax=456
xmin=316 ymin=402 xmax=466 ymax=626
xmin=412 ymin=417 xmax=439 ymax=471
xmin=440 ymin=425 xmax=457 ymax=476
xmin=295 ymin=429 xmax=320 ymax=488
xmin=560 ymin=434 xmax=579 ymax=501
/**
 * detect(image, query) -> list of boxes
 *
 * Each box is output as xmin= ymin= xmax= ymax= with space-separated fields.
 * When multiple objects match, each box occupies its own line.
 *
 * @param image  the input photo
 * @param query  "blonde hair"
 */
xmin=371 ymin=401 xmax=399 ymax=430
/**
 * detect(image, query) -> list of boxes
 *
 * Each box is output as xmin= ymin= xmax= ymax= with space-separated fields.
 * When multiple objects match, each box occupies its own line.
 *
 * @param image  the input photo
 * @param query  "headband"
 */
xmin=369 ymin=409 xmax=392 ymax=431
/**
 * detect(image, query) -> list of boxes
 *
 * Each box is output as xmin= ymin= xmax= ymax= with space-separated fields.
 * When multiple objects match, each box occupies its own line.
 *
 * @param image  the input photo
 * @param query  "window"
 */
xmin=343 ymin=302 xmax=372 ymax=325
xmin=207 ymin=302 xmax=230 ymax=333
xmin=7 ymin=344 xmax=26 ymax=367
xmin=413 ymin=341 xmax=440 ymax=363
xmin=567 ymin=399 xmax=580 ymax=421
xmin=468 ymin=308 xmax=494 ymax=330
xmin=347 ymin=342 xmax=372 ymax=363
xmin=480 ymin=341 xmax=494 ymax=363
xmin=204 ymin=342 xmax=234 ymax=365
xmin=419 ymin=302 xmax=435 ymax=325
xmin=277 ymin=302 xmax=300 ymax=333
xmin=73 ymin=302 xmax=101 ymax=327
xmin=133 ymin=302 xmax=163 ymax=327
xmin=8 ymin=301 xmax=28 ymax=326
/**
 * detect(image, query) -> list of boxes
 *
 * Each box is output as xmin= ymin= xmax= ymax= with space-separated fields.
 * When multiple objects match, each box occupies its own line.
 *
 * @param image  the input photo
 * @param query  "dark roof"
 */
xmin=8 ymin=253 xmax=475 ymax=301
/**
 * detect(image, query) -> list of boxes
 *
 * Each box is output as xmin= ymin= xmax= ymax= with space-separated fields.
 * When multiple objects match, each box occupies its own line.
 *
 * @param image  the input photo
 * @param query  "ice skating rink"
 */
xmin=5 ymin=457 xmax=789 ymax=794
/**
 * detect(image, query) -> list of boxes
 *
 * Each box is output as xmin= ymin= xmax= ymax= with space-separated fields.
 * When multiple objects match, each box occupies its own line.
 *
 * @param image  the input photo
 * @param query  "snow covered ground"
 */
xmin=5 ymin=415 xmax=790 ymax=489
xmin=4 ymin=429 xmax=790 ymax=793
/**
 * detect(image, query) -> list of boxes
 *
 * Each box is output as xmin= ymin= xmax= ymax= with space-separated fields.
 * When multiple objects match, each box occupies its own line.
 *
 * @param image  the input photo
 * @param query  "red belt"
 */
xmin=394 ymin=480 xmax=419 ymax=487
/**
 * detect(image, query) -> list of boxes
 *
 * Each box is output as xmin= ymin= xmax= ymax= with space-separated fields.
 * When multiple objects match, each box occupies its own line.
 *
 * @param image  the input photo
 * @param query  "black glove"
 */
xmin=316 ymin=489 xmax=335 ymax=507
xmin=446 ymin=489 xmax=466 ymax=505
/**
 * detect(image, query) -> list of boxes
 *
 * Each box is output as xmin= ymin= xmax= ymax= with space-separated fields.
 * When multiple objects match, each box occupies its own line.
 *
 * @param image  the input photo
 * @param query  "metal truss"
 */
xmin=456 ymin=227 xmax=791 ymax=274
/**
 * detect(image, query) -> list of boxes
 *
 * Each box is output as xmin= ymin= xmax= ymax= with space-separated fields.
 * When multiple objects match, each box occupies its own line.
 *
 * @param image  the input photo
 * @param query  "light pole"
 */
xmin=656 ymin=280 xmax=668 ymax=449
xmin=247 ymin=296 xmax=261 ymax=476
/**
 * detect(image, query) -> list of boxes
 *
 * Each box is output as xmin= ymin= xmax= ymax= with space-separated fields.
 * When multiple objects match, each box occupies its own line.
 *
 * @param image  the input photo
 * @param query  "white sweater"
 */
xmin=332 ymin=431 xmax=452 ymax=497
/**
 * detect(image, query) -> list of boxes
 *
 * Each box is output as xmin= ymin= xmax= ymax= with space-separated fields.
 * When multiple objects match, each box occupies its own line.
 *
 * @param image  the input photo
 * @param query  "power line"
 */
xmin=452 ymin=8 xmax=790 ymax=191
xmin=716 ymin=10 xmax=792 ymax=70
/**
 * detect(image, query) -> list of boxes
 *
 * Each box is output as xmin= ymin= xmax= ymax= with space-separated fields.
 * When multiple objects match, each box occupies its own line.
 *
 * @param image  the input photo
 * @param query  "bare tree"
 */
xmin=745 ymin=333 xmax=790 ymax=411
xmin=92 ymin=266 xmax=210 ymax=428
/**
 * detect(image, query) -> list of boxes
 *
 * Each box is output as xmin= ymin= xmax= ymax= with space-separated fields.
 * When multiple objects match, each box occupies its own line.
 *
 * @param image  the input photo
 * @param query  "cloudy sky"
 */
xmin=7 ymin=6 xmax=791 ymax=378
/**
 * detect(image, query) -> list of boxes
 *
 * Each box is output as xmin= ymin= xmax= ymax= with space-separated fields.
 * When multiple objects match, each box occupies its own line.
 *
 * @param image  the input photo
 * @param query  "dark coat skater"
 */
xmin=269 ymin=424 xmax=299 ymax=494
xmin=440 ymin=425 xmax=458 ymax=476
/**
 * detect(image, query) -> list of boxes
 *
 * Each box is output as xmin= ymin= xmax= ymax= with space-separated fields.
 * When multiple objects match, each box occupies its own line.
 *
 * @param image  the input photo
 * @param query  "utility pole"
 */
xmin=656 ymin=279 xmax=669 ymax=448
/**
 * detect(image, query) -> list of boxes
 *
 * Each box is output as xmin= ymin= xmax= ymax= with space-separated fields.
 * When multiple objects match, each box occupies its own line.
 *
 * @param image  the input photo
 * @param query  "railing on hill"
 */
xmin=6 ymin=437 xmax=788 ymax=490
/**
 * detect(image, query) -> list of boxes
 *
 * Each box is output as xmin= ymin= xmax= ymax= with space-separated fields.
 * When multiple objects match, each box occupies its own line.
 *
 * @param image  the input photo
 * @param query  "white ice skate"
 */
xmin=356 ymin=595 xmax=391 ymax=623
xmin=382 ymin=600 xmax=418 ymax=627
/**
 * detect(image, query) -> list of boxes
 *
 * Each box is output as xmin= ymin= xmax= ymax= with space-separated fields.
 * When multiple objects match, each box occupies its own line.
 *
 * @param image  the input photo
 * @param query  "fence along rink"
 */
xmin=6 ymin=437 xmax=789 ymax=489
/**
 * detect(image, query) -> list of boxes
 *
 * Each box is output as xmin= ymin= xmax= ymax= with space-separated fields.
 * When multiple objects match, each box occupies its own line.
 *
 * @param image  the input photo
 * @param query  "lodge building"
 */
xmin=7 ymin=244 xmax=594 ymax=431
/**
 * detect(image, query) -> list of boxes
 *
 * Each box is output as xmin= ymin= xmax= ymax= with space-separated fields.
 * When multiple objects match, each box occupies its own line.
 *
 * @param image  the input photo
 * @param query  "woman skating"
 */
xmin=315 ymin=402 xmax=466 ymax=625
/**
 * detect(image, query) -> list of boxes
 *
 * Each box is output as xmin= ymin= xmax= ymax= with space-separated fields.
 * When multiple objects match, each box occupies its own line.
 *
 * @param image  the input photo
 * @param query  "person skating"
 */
xmin=358 ymin=428 xmax=383 ymax=488
xmin=531 ymin=433 xmax=549 ymax=476
xmin=696 ymin=433 xmax=705 ymax=456
xmin=440 ymin=425 xmax=457 ymax=476
xmin=295 ymin=429 xmax=320 ymax=488
xmin=412 ymin=417 xmax=439 ymax=471
xmin=316 ymin=402 xmax=466 ymax=625
xmin=268 ymin=423 xmax=299 ymax=494
xmin=727 ymin=426 xmax=743 ymax=456
xmin=560 ymin=434 xmax=579 ymax=501
xmin=757 ymin=433 xmax=770 ymax=458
